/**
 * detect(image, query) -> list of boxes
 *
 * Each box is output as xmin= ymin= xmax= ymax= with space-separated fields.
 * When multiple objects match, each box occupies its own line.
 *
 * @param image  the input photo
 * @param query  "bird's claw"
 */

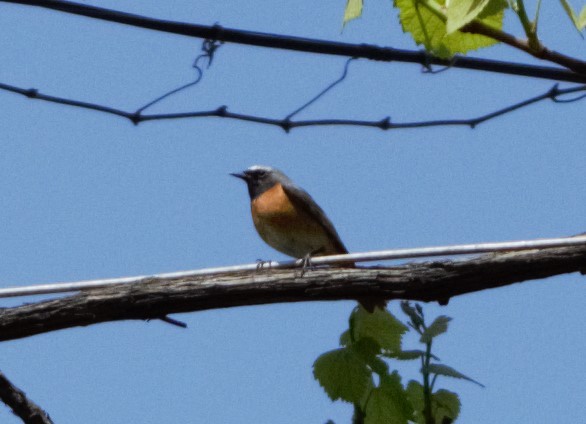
xmin=256 ymin=259 xmax=272 ymax=271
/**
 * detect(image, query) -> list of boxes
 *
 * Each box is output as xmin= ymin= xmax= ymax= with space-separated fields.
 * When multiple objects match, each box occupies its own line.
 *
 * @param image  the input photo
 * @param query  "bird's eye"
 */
xmin=256 ymin=170 xmax=267 ymax=178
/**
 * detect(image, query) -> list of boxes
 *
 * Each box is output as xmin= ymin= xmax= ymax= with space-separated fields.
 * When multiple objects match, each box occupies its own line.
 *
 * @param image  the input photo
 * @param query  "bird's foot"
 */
xmin=256 ymin=259 xmax=272 ymax=271
xmin=298 ymin=254 xmax=315 ymax=277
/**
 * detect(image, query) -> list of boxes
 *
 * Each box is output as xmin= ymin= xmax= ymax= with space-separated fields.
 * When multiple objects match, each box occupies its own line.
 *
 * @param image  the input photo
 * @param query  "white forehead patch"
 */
xmin=247 ymin=165 xmax=274 ymax=173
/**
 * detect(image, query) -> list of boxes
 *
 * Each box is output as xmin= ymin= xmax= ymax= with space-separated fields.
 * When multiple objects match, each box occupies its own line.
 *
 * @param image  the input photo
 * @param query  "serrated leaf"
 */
xmin=343 ymin=0 xmax=363 ymax=27
xmin=394 ymin=0 xmax=506 ymax=58
xmin=365 ymin=372 xmax=413 ymax=424
xmin=405 ymin=381 xmax=425 ymax=424
xmin=446 ymin=0 xmax=492 ymax=34
xmin=313 ymin=348 xmax=374 ymax=403
xmin=426 ymin=363 xmax=485 ymax=387
xmin=352 ymin=306 xmax=408 ymax=353
xmin=432 ymin=389 xmax=461 ymax=423
xmin=381 ymin=372 xmax=414 ymax=419
xmin=420 ymin=316 xmax=451 ymax=343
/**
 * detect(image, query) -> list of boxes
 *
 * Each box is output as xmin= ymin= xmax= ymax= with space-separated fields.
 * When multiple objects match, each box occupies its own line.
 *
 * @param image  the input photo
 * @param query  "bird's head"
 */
xmin=231 ymin=165 xmax=289 ymax=199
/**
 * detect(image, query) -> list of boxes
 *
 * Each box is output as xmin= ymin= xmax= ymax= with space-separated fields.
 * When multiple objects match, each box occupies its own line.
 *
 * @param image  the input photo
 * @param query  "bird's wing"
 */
xmin=281 ymin=184 xmax=348 ymax=254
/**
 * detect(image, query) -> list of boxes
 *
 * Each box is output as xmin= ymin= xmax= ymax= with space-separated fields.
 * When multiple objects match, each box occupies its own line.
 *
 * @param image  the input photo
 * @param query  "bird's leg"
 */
xmin=298 ymin=254 xmax=313 ymax=277
xmin=256 ymin=259 xmax=272 ymax=272
xmin=298 ymin=247 xmax=325 ymax=277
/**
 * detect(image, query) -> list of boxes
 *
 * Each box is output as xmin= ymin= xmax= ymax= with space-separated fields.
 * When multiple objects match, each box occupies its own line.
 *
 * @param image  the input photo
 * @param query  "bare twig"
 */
xmin=1 ymin=0 xmax=585 ymax=83
xmin=0 ymin=371 xmax=53 ymax=424
xmin=1 ymin=81 xmax=584 ymax=131
xmin=0 ymin=243 xmax=585 ymax=342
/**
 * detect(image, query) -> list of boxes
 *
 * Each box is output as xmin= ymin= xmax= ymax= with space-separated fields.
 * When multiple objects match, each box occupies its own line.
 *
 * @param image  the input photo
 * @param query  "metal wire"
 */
xmin=0 ymin=235 xmax=585 ymax=299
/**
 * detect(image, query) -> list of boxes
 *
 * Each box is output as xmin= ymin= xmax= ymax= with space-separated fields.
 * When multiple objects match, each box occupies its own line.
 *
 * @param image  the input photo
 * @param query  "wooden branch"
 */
xmin=0 ymin=245 xmax=584 ymax=342
xmin=0 ymin=371 xmax=53 ymax=424
xmin=462 ymin=21 xmax=586 ymax=75
xmin=1 ymin=0 xmax=585 ymax=83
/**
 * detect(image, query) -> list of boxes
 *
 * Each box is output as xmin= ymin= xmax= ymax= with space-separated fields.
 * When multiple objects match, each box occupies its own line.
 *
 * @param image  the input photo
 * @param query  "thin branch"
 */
xmin=1 ymin=0 xmax=585 ymax=83
xmin=462 ymin=21 xmax=586 ymax=75
xmin=1 ymin=81 xmax=584 ymax=131
xmin=0 ymin=371 xmax=53 ymax=424
xmin=0 ymin=243 xmax=585 ymax=342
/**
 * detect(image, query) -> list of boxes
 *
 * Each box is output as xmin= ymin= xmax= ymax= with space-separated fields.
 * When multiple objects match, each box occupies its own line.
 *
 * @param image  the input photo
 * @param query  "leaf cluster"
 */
xmin=344 ymin=0 xmax=586 ymax=59
xmin=313 ymin=302 xmax=482 ymax=424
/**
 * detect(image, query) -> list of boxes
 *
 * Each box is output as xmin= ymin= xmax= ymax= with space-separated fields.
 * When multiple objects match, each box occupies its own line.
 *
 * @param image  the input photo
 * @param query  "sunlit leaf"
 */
xmin=352 ymin=306 xmax=408 ymax=353
xmin=313 ymin=348 xmax=374 ymax=403
xmin=394 ymin=0 xmax=507 ymax=58
xmin=343 ymin=0 xmax=363 ymax=27
xmin=446 ymin=0 xmax=492 ymax=34
xmin=579 ymin=5 xmax=586 ymax=29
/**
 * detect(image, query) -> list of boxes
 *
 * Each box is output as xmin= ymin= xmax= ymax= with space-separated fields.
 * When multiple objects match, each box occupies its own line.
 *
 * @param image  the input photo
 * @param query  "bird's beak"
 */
xmin=230 ymin=172 xmax=248 ymax=181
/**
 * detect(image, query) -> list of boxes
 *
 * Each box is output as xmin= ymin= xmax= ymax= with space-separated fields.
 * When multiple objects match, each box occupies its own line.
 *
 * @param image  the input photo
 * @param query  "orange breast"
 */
xmin=251 ymin=183 xmax=340 ymax=258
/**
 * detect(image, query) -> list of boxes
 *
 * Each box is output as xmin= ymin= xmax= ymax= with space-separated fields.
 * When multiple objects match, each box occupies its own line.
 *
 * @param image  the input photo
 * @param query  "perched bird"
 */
xmin=231 ymin=165 xmax=384 ymax=312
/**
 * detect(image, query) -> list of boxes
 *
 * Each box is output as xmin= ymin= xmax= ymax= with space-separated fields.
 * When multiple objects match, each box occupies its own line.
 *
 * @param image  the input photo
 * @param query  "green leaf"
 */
xmin=426 ymin=363 xmax=485 ymax=387
xmin=368 ymin=355 xmax=391 ymax=376
xmin=386 ymin=349 xmax=426 ymax=360
xmin=352 ymin=306 xmax=408 ymax=352
xmin=385 ymin=349 xmax=440 ymax=361
xmin=420 ymin=315 xmax=451 ymax=343
xmin=560 ymin=0 xmax=580 ymax=26
xmin=340 ymin=329 xmax=351 ymax=346
xmin=364 ymin=372 xmax=413 ymax=424
xmin=400 ymin=301 xmax=423 ymax=330
xmin=394 ymin=0 xmax=507 ymax=58
xmin=406 ymin=381 xmax=461 ymax=424
xmin=579 ymin=5 xmax=586 ymax=29
xmin=432 ymin=390 xmax=461 ymax=423
xmin=446 ymin=0 xmax=492 ymax=34
xmin=313 ymin=348 xmax=374 ymax=403
xmin=343 ymin=0 xmax=363 ymax=27
xmin=559 ymin=0 xmax=586 ymax=34
xmin=405 ymin=381 xmax=425 ymax=424
xmin=352 ymin=337 xmax=382 ymax=361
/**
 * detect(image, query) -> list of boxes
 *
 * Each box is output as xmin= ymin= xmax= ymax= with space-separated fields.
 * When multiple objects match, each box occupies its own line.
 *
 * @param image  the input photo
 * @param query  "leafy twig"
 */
xmin=1 ymin=0 xmax=585 ymax=82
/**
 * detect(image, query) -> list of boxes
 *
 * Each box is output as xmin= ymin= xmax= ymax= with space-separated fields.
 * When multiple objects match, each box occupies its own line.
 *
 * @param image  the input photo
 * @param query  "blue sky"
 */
xmin=0 ymin=0 xmax=585 ymax=423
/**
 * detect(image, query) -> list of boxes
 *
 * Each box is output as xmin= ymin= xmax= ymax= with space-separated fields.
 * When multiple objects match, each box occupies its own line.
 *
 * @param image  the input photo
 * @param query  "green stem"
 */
xmin=514 ymin=0 xmax=541 ymax=50
xmin=422 ymin=339 xmax=434 ymax=424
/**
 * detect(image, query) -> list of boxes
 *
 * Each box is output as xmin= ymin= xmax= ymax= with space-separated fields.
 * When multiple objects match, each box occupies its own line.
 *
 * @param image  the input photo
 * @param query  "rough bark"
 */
xmin=0 ymin=245 xmax=585 ymax=342
xmin=0 ymin=371 xmax=53 ymax=424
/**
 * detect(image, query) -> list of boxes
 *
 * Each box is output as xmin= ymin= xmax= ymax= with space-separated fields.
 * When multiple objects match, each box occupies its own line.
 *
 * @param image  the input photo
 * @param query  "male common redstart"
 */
xmin=231 ymin=165 xmax=383 ymax=312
